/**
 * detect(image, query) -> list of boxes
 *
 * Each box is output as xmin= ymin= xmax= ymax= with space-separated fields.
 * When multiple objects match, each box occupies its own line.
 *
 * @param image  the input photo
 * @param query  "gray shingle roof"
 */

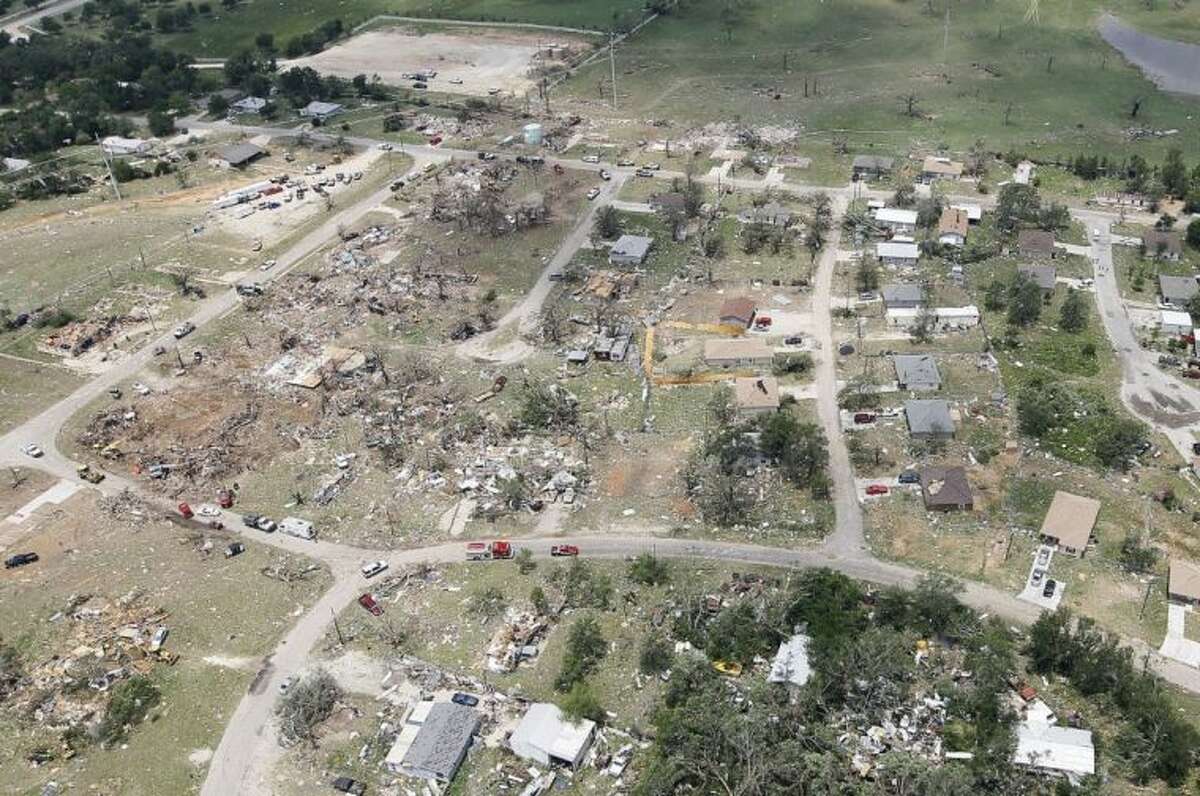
xmin=1160 ymin=275 xmax=1199 ymax=303
xmin=882 ymin=283 xmax=924 ymax=305
xmin=905 ymin=399 xmax=954 ymax=436
xmin=1018 ymin=264 xmax=1056 ymax=291
xmin=217 ymin=142 xmax=265 ymax=166
xmin=893 ymin=354 xmax=941 ymax=390
xmin=610 ymin=234 xmax=653 ymax=261
xmin=401 ymin=702 xmax=480 ymax=781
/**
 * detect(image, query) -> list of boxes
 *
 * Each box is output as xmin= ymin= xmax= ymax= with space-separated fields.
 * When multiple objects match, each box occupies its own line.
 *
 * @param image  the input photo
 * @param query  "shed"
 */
xmin=400 ymin=702 xmax=480 ymax=782
xmin=852 ymin=154 xmax=894 ymax=179
xmin=216 ymin=142 xmax=266 ymax=168
xmin=937 ymin=207 xmax=969 ymax=247
xmin=768 ymin=633 xmax=811 ymax=687
xmin=101 ymin=136 xmax=151 ymax=156
xmin=893 ymin=354 xmax=941 ymax=391
xmin=509 ymin=703 xmax=596 ymax=769
xmin=1014 ymin=722 xmax=1095 ymax=780
xmin=904 ymin=399 xmax=955 ymax=439
xmin=1143 ymin=230 xmax=1183 ymax=261
xmin=1017 ymin=229 xmax=1056 ymax=259
xmin=1018 ymin=264 xmax=1057 ymax=294
xmin=299 ymin=100 xmax=344 ymax=120
xmin=704 ymin=338 xmax=773 ymax=368
xmin=874 ymin=207 xmax=918 ymax=232
xmin=733 ymin=376 xmax=780 ymax=416
xmin=1159 ymin=275 xmax=1199 ymax=308
xmin=609 ymin=234 xmax=653 ymax=266
xmin=1161 ymin=309 xmax=1193 ymax=336
xmin=876 ymin=241 xmax=920 ymax=265
xmin=919 ymin=466 xmax=973 ymax=511
xmin=1168 ymin=559 xmax=1200 ymax=605
xmin=881 ymin=283 xmax=924 ymax=310
xmin=1039 ymin=491 xmax=1100 ymax=556
xmin=718 ymin=296 xmax=757 ymax=328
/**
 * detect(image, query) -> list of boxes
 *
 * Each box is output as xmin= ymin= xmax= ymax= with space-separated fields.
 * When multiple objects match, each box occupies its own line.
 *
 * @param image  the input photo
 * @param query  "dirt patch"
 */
xmin=287 ymin=27 xmax=589 ymax=97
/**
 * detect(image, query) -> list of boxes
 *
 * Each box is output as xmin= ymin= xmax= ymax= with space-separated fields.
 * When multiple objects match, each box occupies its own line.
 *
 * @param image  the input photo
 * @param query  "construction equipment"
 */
xmin=76 ymin=464 xmax=105 ymax=484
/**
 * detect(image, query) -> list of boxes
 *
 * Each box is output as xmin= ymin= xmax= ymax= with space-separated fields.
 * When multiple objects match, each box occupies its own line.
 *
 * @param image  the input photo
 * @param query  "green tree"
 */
xmin=983 ymin=280 xmax=1007 ymax=311
xmin=560 ymin=680 xmax=604 ymax=723
xmin=758 ymin=412 xmax=829 ymax=492
xmin=1006 ymin=274 xmax=1042 ymax=326
xmin=207 ymin=94 xmax=230 ymax=117
xmin=556 ymin=613 xmax=606 ymax=690
xmin=628 ymin=552 xmax=670 ymax=586
xmin=97 ymin=676 xmax=160 ymax=745
xmin=638 ymin=636 xmax=673 ymax=675
xmin=1059 ymin=288 xmax=1088 ymax=332
xmin=530 ymin=585 xmax=549 ymax=614
xmin=995 ymin=182 xmax=1040 ymax=232
xmin=1162 ymin=148 xmax=1188 ymax=197
xmin=594 ymin=205 xmax=620 ymax=240
xmin=855 ymin=259 xmax=880 ymax=293
xmin=514 ymin=547 xmax=536 ymax=574
xmin=1093 ymin=417 xmax=1146 ymax=470
xmin=147 ymin=111 xmax=175 ymax=137
xmin=1187 ymin=218 xmax=1200 ymax=250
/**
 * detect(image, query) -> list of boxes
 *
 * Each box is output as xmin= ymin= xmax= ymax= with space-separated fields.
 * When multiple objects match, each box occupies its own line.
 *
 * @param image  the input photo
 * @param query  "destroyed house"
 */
xmin=1018 ymin=264 xmax=1056 ymax=294
xmin=1014 ymin=722 xmax=1095 ymax=779
xmin=1143 ymin=230 xmax=1182 ymax=261
xmin=399 ymin=702 xmax=480 ymax=782
xmin=919 ymin=466 xmax=972 ymax=511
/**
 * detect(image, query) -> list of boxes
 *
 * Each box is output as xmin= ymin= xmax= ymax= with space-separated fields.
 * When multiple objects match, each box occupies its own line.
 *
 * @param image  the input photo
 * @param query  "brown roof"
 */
xmin=938 ymin=207 xmax=969 ymax=237
xmin=732 ymin=376 xmax=780 ymax=411
xmin=919 ymin=466 xmax=972 ymax=508
xmin=703 ymin=338 xmax=772 ymax=363
xmin=922 ymin=156 xmax=963 ymax=177
xmin=718 ymin=297 xmax=757 ymax=325
xmin=1018 ymin=229 xmax=1055 ymax=256
xmin=1170 ymin=559 xmax=1200 ymax=601
xmin=1039 ymin=491 xmax=1101 ymax=550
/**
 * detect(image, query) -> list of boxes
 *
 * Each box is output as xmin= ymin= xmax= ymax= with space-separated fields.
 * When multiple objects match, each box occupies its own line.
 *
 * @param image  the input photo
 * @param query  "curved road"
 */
xmin=3 ymin=124 xmax=1199 ymax=792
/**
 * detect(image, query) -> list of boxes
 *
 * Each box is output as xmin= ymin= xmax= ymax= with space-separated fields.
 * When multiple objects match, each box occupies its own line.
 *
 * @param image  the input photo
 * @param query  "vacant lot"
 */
xmin=289 ymin=27 xmax=592 ymax=97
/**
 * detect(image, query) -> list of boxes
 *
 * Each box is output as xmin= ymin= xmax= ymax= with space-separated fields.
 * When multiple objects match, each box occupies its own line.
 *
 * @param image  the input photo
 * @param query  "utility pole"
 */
xmin=331 ymin=608 xmax=345 ymax=645
xmin=97 ymin=139 xmax=122 ymax=201
xmin=609 ymin=31 xmax=618 ymax=110
xmin=1139 ymin=578 xmax=1154 ymax=619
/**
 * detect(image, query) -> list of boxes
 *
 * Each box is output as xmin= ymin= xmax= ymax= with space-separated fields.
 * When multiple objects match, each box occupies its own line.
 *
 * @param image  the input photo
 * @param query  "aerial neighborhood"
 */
xmin=4 ymin=0 xmax=1200 ymax=794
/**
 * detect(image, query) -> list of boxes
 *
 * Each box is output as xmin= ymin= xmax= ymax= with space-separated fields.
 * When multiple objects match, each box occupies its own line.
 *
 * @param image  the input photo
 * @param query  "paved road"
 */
xmin=0 ymin=0 xmax=86 ymax=38
xmin=7 ymin=120 xmax=1200 ymax=791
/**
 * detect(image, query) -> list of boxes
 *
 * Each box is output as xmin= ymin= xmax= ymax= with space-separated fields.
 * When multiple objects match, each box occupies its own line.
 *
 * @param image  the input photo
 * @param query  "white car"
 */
xmin=132 ymin=382 xmax=151 ymax=396
xmin=587 ymin=187 xmax=601 ymax=200
xmin=260 ymin=259 xmax=277 ymax=272
xmin=599 ymin=169 xmax=611 ymax=181
xmin=582 ymin=154 xmax=600 ymax=164
xmin=449 ymin=77 xmax=463 ymax=85
xmin=172 ymin=322 xmax=195 ymax=339
xmin=21 ymin=443 xmax=43 ymax=458
xmin=1092 ymin=228 xmax=1101 ymax=239
xmin=378 ymin=143 xmax=393 ymax=151
xmin=361 ymin=560 xmax=389 ymax=579
xmin=197 ymin=504 xmax=221 ymax=518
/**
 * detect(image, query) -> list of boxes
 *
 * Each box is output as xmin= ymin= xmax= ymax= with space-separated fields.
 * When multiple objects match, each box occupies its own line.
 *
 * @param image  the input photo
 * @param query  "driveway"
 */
xmin=1017 ymin=545 xmax=1064 ymax=610
xmin=1160 ymin=603 xmax=1200 ymax=668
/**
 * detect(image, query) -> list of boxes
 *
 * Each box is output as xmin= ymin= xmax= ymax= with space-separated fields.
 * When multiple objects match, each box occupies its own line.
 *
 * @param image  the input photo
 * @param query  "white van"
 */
xmin=279 ymin=517 xmax=315 ymax=540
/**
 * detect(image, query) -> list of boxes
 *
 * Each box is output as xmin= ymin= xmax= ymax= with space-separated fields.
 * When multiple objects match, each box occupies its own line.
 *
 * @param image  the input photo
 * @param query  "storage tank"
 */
xmin=522 ymin=123 xmax=543 ymax=146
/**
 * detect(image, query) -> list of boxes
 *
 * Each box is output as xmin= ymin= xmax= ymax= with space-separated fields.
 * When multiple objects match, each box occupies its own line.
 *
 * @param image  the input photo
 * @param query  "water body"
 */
xmin=1098 ymin=13 xmax=1200 ymax=96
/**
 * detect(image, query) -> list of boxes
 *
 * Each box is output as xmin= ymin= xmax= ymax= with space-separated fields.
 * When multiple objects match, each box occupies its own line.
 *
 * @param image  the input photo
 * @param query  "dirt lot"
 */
xmin=288 ymin=26 xmax=590 ymax=97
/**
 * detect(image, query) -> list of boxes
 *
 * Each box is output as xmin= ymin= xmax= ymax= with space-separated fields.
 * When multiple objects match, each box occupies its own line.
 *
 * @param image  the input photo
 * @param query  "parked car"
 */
xmin=897 ymin=470 xmax=920 ymax=484
xmin=616 ymin=159 xmax=635 ymax=167
xmin=582 ymin=154 xmax=600 ymax=164
xmin=21 ymin=443 xmax=43 ymax=458
xmin=132 ymin=382 xmax=151 ymax=396
xmin=428 ymin=135 xmax=442 ymax=146
xmin=256 ymin=517 xmax=278 ymax=533
xmin=586 ymin=187 xmax=601 ymax=200
xmin=378 ymin=143 xmax=393 ymax=151
xmin=5 ymin=552 xmax=38 ymax=569
xmin=225 ymin=543 xmax=245 ymax=558
xmin=260 ymin=259 xmax=278 ymax=271
xmin=853 ymin=413 xmax=876 ymax=424
xmin=451 ymin=692 xmax=479 ymax=707
xmin=108 ymin=387 xmax=122 ymax=399
xmin=477 ymin=151 xmax=497 ymax=161
xmin=550 ymin=544 xmax=580 ymax=557
xmin=412 ymin=81 xmax=428 ymax=89
xmin=1036 ymin=547 xmax=1051 ymax=566
xmin=712 ymin=660 xmax=743 ymax=677
xmin=865 ymin=484 xmax=889 ymax=496
xmin=242 ymin=513 xmax=261 ymax=528
xmin=361 ymin=560 xmax=389 ymax=579
xmin=332 ymin=777 xmax=366 ymax=796
xmin=358 ymin=593 xmax=383 ymax=616
xmin=1031 ymin=567 xmax=1045 ymax=586
xmin=76 ymin=464 xmax=104 ymax=483
xmin=177 ymin=502 xmax=194 ymax=519
xmin=599 ymin=169 xmax=611 ymax=181
xmin=784 ymin=335 xmax=804 ymax=346
xmin=635 ymin=168 xmax=654 ymax=177
xmin=1042 ymin=579 xmax=1057 ymax=598
xmin=173 ymin=321 xmax=195 ymax=339
xmin=197 ymin=504 xmax=221 ymax=518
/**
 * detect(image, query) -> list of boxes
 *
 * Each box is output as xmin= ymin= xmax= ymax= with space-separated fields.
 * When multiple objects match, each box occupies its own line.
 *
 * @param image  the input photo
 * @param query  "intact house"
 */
xmin=937 ymin=207 xmax=969 ymax=247
xmin=1017 ymin=229 xmax=1057 ymax=260
xmin=719 ymin=296 xmax=757 ymax=328
xmin=231 ymin=96 xmax=267 ymax=114
xmin=886 ymin=305 xmax=980 ymax=332
xmin=1038 ymin=491 xmax=1101 ymax=557
xmin=881 ymin=283 xmax=924 ymax=310
xmin=1168 ymin=559 xmax=1200 ymax=605
xmin=649 ymin=192 xmax=687 ymax=215
xmin=1158 ymin=275 xmax=1199 ymax=309
xmin=1143 ymin=229 xmax=1183 ymax=262
xmin=874 ymin=207 xmax=918 ymax=235
xmin=1161 ymin=309 xmax=1194 ymax=337
xmin=919 ymin=466 xmax=973 ymax=511
xmin=904 ymin=399 xmax=955 ymax=439
xmin=299 ymin=100 xmax=344 ymax=120
xmin=733 ymin=376 xmax=780 ymax=417
xmin=608 ymin=234 xmax=653 ymax=267
xmin=1018 ymin=264 xmax=1057 ymax=297
xmin=704 ymin=338 xmax=774 ymax=369
xmin=214 ymin=142 xmax=266 ymax=169
xmin=876 ymin=240 xmax=920 ymax=267
xmin=893 ymin=354 xmax=941 ymax=392
xmin=509 ymin=702 xmax=596 ymax=770
xmin=851 ymin=154 xmax=894 ymax=181
xmin=920 ymin=156 xmax=964 ymax=183
xmin=739 ymin=202 xmax=794 ymax=228
xmin=387 ymin=701 xmax=480 ymax=783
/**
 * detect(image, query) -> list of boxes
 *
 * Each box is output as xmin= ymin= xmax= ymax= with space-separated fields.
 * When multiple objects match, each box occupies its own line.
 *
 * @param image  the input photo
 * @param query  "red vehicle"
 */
xmin=550 ymin=544 xmax=579 ymax=557
xmin=465 ymin=540 xmax=514 ymax=560
xmin=217 ymin=490 xmax=234 ymax=509
xmin=853 ymin=412 xmax=876 ymax=424
xmin=358 ymin=593 xmax=383 ymax=616
xmin=177 ymin=502 xmax=194 ymax=519
xmin=428 ymin=135 xmax=443 ymax=146
xmin=865 ymin=484 xmax=889 ymax=496
xmin=753 ymin=316 xmax=772 ymax=329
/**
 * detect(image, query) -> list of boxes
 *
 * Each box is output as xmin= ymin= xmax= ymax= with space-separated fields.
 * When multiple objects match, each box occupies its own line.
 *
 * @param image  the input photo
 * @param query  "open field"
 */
xmin=0 ymin=487 xmax=331 ymax=796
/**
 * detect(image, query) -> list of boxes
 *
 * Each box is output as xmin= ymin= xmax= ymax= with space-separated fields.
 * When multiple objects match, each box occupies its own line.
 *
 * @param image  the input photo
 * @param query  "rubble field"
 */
xmin=0 ymin=489 xmax=331 ymax=796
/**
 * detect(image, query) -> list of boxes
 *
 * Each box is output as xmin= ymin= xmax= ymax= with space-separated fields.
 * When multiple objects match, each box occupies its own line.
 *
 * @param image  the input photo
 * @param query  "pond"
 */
xmin=1098 ymin=13 xmax=1200 ymax=96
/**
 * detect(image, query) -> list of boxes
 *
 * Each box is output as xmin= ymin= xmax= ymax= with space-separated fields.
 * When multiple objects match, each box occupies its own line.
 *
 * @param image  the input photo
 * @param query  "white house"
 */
xmin=876 ymin=241 xmax=920 ymax=266
xmin=299 ymin=100 xmax=344 ymax=120
xmin=874 ymin=207 xmax=918 ymax=234
xmin=509 ymin=703 xmax=596 ymax=769
xmin=1014 ymin=720 xmax=1095 ymax=781
xmin=886 ymin=306 xmax=979 ymax=332
xmin=101 ymin=136 xmax=152 ymax=156
xmin=1161 ymin=309 xmax=1193 ymax=336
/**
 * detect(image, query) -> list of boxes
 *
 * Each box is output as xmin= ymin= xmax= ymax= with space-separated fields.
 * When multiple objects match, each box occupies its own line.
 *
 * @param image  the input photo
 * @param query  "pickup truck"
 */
xmin=466 ymin=540 xmax=513 ymax=560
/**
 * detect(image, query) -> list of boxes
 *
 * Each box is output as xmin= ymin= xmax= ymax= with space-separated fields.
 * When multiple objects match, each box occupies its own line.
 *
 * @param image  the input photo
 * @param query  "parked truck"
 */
xmin=465 ymin=540 xmax=513 ymax=560
xmin=279 ymin=517 xmax=315 ymax=540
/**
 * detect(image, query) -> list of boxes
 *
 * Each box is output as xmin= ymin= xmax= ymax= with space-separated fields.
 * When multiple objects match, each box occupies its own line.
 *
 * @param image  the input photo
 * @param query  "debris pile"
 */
xmin=484 ymin=609 xmax=549 ymax=673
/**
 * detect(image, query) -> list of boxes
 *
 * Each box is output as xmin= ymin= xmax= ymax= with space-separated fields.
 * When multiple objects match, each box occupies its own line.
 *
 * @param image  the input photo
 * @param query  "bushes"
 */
xmin=556 ymin=613 xmax=606 ymax=691
xmin=98 ymin=676 xmax=160 ymax=745
xmin=627 ymin=552 xmax=669 ymax=586
xmin=276 ymin=669 xmax=341 ymax=746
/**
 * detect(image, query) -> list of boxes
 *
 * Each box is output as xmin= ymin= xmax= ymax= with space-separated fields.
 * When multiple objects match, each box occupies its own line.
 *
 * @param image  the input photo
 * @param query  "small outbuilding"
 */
xmin=509 ymin=702 xmax=596 ymax=770
xmin=608 ymin=234 xmax=654 ymax=267
xmin=1038 ymin=491 xmax=1100 ymax=557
